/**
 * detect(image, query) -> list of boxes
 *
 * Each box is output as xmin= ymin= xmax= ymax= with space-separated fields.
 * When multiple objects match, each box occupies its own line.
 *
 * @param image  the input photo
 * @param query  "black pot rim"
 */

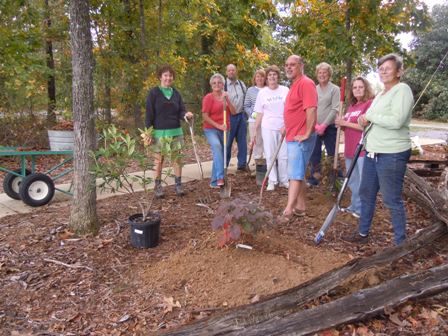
xmin=128 ymin=212 xmax=161 ymax=226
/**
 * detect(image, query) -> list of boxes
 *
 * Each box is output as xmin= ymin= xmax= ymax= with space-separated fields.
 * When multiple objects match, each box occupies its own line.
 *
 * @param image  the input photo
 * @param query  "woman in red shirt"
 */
xmin=202 ymin=73 xmax=236 ymax=188
xmin=335 ymin=76 xmax=374 ymax=218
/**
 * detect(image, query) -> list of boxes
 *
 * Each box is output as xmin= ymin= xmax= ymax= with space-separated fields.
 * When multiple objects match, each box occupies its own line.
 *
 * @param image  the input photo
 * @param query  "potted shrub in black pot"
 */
xmin=91 ymin=125 xmax=174 ymax=248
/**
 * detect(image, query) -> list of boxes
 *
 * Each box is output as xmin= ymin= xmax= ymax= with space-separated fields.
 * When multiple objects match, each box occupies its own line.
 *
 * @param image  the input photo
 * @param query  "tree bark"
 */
xmin=233 ymin=263 xmax=448 ymax=336
xmin=45 ymin=0 xmax=56 ymax=125
xmin=344 ymin=0 xmax=352 ymax=93
xmin=69 ymin=0 xmax=99 ymax=234
xmin=104 ymin=11 xmax=112 ymax=124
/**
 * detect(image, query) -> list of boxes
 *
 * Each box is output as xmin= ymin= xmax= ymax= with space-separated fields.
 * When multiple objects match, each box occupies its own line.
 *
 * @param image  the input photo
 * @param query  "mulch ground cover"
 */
xmin=1 ymin=142 xmax=447 ymax=335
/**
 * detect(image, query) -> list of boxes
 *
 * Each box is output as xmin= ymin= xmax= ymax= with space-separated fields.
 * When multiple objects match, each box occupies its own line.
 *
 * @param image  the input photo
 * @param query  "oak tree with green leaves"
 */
xmin=284 ymin=0 xmax=430 ymax=85
xmin=404 ymin=3 xmax=448 ymax=121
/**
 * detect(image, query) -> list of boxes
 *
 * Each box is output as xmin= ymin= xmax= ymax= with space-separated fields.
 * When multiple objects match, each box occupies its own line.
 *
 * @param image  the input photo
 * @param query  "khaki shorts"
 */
xmin=152 ymin=135 xmax=184 ymax=156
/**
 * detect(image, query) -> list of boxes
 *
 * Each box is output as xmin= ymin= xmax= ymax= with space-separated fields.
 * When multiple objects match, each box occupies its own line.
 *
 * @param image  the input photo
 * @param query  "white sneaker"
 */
xmin=267 ymin=183 xmax=275 ymax=191
xmin=279 ymin=182 xmax=289 ymax=188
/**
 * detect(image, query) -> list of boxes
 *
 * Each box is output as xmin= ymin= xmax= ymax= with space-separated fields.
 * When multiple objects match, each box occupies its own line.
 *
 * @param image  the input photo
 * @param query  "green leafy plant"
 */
xmin=91 ymin=124 xmax=165 ymax=221
xmin=211 ymin=198 xmax=274 ymax=247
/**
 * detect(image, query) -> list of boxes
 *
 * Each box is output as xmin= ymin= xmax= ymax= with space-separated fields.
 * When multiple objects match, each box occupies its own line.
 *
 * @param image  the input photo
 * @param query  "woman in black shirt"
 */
xmin=145 ymin=65 xmax=193 ymax=198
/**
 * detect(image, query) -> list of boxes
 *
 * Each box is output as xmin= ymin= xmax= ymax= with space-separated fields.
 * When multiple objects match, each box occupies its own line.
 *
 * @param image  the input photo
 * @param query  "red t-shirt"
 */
xmin=283 ymin=75 xmax=318 ymax=141
xmin=343 ymin=99 xmax=373 ymax=158
xmin=201 ymin=93 xmax=231 ymax=129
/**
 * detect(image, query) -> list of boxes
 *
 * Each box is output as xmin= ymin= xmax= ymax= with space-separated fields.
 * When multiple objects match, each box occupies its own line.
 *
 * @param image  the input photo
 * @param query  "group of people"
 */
xmin=145 ymin=52 xmax=414 ymax=246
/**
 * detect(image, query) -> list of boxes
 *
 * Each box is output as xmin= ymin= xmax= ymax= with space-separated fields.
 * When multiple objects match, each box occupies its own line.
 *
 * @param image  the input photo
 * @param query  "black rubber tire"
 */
xmin=19 ymin=173 xmax=55 ymax=207
xmin=3 ymin=169 xmax=31 ymax=200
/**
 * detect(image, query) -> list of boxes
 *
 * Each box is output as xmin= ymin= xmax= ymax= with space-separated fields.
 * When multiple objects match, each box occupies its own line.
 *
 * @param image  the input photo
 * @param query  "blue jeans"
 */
xmin=226 ymin=113 xmax=247 ymax=168
xmin=345 ymin=156 xmax=364 ymax=215
xmin=359 ymin=149 xmax=411 ymax=245
xmin=204 ymin=128 xmax=226 ymax=186
xmin=310 ymin=124 xmax=337 ymax=176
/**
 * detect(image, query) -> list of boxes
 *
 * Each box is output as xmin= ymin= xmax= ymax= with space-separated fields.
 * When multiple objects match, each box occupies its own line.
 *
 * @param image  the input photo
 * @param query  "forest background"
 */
xmin=0 ymin=0 xmax=447 ymax=148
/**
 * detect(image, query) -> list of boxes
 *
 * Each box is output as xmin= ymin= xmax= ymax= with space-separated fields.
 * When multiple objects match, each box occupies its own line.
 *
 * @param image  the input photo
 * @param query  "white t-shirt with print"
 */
xmin=254 ymin=85 xmax=289 ymax=131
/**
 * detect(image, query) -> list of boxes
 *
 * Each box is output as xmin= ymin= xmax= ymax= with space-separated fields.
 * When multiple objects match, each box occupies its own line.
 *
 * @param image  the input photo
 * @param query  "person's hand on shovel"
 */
xmin=334 ymin=116 xmax=346 ymax=129
xmin=185 ymin=111 xmax=194 ymax=119
xmin=216 ymin=123 xmax=227 ymax=132
xmin=358 ymin=114 xmax=370 ymax=128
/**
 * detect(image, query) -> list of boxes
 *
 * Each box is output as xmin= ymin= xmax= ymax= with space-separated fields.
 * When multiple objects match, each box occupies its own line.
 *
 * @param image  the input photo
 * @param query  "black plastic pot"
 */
xmin=255 ymin=164 xmax=267 ymax=186
xmin=128 ymin=212 xmax=161 ymax=248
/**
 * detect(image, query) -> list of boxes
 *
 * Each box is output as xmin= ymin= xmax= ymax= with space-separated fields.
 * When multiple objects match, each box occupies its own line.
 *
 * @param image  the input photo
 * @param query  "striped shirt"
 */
xmin=244 ymin=86 xmax=262 ymax=122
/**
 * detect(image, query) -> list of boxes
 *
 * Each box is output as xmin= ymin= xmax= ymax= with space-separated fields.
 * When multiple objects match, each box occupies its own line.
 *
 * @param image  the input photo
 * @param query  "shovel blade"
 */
xmin=220 ymin=184 xmax=231 ymax=198
xmin=314 ymin=204 xmax=339 ymax=244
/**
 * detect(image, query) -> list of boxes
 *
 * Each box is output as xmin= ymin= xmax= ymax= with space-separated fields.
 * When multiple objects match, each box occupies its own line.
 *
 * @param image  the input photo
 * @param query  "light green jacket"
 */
xmin=365 ymin=82 xmax=414 ymax=153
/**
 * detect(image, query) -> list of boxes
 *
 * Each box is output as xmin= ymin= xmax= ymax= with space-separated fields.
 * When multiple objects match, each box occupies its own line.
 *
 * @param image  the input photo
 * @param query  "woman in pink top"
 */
xmin=335 ymin=76 xmax=374 ymax=218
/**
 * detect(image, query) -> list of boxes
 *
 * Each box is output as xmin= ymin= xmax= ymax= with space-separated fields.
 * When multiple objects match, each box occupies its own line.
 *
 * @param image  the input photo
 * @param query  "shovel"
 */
xmin=184 ymin=115 xmax=204 ymax=179
xmin=329 ymin=76 xmax=347 ymax=191
xmin=314 ymin=124 xmax=372 ymax=244
xmin=184 ymin=115 xmax=211 ymax=206
xmin=246 ymin=140 xmax=255 ymax=172
xmin=220 ymin=99 xmax=231 ymax=199
xmin=258 ymin=133 xmax=285 ymax=205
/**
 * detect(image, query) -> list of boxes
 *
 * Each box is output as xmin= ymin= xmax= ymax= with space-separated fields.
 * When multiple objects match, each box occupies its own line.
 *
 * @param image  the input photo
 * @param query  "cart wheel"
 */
xmin=19 ymin=173 xmax=55 ymax=207
xmin=3 ymin=169 xmax=31 ymax=200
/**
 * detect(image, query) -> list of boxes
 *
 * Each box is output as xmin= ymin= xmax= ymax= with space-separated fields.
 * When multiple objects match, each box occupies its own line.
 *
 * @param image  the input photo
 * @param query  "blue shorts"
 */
xmin=287 ymin=133 xmax=317 ymax=180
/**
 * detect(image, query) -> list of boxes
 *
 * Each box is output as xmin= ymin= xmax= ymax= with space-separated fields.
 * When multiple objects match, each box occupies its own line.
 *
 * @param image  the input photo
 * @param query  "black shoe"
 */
xmin=342 ymin=232 xmax=368 ymax=244
xmin=306 ymin=177 xmax=319 ymax=187
xmin=237 ymin=166 xmax=249 ymax=172
xmin=174 ymin=176 xmax=185 ymax=196
xmin=175 ymin=183 xmax=185 ymax=196
xmin=154 ymin=179 xmax=164 ymax=199
xmin=341 ymin=208 xmax=361 ymax=219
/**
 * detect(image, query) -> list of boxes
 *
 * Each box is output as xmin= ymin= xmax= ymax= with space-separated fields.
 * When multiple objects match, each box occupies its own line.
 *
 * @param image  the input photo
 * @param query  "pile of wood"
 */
xmin=163 ymin=168 xmax=448 ymax=335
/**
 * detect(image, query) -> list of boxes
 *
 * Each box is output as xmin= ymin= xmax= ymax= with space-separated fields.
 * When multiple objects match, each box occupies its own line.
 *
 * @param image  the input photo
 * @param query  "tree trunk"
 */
xmin=104 ymin=67 xmax=112 ymax=124
xmin=69 ymin=0 xmax=99 ymax=234
xmin=104 ymin=12 xmax=112 ymax=124
xmin=201 ymin=35 xmax=211 ymax=95
xmin=344 ymin=0 xmax=352 ymax=93
xmin=157 ymin=0 xmax=162 ymax=58
xmin=45 ymin=0 xmax=56 ymax=125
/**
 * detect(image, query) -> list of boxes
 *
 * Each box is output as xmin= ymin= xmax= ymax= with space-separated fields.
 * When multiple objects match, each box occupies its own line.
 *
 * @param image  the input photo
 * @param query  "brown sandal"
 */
xmin=279 ymin=210 xmax=294 ymax=223
xmin=293 ymin=209 xmax=306 ymax=217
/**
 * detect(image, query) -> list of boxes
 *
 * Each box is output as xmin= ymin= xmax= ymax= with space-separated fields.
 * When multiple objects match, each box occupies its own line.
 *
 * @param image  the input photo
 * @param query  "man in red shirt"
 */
xmin=283 ymin=55 xmax=318 ymax=219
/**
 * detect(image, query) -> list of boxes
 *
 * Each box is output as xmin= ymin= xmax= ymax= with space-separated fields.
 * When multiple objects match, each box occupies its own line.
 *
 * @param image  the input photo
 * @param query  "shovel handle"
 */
xmin=333 ymin=76 xmax=347 ymax=170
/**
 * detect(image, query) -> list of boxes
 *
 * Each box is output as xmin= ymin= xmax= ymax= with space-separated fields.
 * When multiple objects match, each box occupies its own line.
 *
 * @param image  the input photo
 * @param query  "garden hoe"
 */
xmin=329 ymin=76 xmax=346 ymax=192
xmin=259 ymin=133 xmax=285 ymax=205
xmin=314 ymin=124 xmax=372 ymax=244
xmin=220 ymin=99 xmax=231 ymax=199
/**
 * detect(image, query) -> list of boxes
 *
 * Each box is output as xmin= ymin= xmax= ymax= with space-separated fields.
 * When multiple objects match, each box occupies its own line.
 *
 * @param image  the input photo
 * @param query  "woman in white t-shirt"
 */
xmin=252 ymin=65 xmax=289 ymax=191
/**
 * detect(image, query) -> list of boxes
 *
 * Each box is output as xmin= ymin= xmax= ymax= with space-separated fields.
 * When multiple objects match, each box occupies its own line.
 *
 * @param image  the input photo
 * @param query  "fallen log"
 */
xmin=163 ymin=222 xmax=447 ymax=335
xmin=232 ymin=263 xmax=448 ymax=336
xmin=404 ymin=168 xmax=448 ymax=225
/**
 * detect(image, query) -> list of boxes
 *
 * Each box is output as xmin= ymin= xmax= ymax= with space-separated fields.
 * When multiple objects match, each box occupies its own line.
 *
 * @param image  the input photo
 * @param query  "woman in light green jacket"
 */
xmin=343 ymin=53 xmax=413 ymax=246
